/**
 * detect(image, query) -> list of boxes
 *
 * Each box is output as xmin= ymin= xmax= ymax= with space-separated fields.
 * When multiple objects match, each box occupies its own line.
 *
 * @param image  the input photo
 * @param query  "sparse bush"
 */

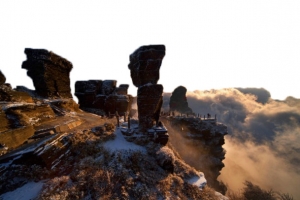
xmin=104 ymin=122 xmax=115 ymax=131
xmin=277 ymin=192 xmax=294 ymax=200
xmin=226 ymin=181 xmax=294 ymax=200
xmin=243 ymin=181 xmax=276 ymax=200
xmin=156 ymin=146 xmax=175 ymax=173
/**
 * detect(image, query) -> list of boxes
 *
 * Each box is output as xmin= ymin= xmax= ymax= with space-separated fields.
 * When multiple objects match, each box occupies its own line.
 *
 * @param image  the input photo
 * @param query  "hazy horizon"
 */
xmin=1 ymin=1 xmax=300 ymax=100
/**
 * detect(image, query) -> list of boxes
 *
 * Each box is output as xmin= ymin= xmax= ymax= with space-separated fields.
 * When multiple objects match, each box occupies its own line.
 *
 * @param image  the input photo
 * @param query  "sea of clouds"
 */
xmin=164 ymin=88 xmax=300 ymax=198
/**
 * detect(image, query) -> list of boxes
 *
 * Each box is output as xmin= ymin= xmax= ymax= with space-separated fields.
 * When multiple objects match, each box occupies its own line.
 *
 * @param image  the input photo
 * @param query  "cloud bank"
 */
xmin=165 ymin=88 xmax=300 ymax=198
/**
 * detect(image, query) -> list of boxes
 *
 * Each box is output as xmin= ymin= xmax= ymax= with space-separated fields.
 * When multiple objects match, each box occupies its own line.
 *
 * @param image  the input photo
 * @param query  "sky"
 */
xmin=0 ymin=1 xmax=300 ymax=100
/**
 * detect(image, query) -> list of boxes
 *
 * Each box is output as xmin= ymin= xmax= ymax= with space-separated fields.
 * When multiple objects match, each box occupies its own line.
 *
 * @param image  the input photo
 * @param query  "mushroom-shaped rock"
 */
xmin=128 ymin=45 xmax=165 ymax=87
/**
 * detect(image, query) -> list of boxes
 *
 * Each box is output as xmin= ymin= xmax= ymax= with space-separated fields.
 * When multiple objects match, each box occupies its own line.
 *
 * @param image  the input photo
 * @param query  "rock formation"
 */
xmin=0 ymin=70 xmax=6 ymax=85
xmin=169 ymin=86 xmax=193 ymax=114
xmin=128 ymin=45 xmax=165 ymax=131
xmin=22 ymin=48 xmax=73 ymax=98
xmin=163 ymin=116 xmax=227 ymax=193
xmin=0 ymin=71 xmax=33 ymax=102
xmin=75 ymin=80 xmax=132 ymax=116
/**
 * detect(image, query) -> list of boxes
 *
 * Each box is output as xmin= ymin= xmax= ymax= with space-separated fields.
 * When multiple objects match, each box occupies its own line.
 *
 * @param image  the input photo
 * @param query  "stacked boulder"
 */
xmin=22 ymin=48 xmax=73 ymax=98
xmin=128 ymin=45 xmax=165 ymax=132
xmin=74 ymin=80 xmax=132 ymax=116
xmin=169 ymin=86 xmax=193 ymax=114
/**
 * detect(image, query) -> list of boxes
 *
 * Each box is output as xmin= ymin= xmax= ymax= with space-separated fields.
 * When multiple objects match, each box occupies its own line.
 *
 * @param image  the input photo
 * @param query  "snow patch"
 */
xmin=187 ymin=172 xmax=207 ymax=189
xmin=0 ymin=181 xmax=43 ymax=200
xmin=104 ymin=128 xmax=146 ymax=152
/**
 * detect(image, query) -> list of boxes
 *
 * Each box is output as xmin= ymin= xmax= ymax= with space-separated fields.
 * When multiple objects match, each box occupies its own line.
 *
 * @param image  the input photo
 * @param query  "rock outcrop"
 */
xmin=0 ymin=70 xmax=6 ymax=85
xmin=0 ymin=71 xmax=33 ymax=102
xmin=22 ymin=48 xmax=73 ymax=98
xmin=169 ymin=86 xmax=193 ymax=114
xmin=75 ymin=80 xmax=132 ymax=116
xmin=128 ymin=45 xmax=165 ymax=131
xmin=163 ymin=116 xmax=228 ymax=193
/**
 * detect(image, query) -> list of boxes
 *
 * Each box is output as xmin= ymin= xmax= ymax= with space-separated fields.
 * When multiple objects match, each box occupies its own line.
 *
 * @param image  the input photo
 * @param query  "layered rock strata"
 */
xmin=169 ymin=86 xmax=193 ymax=114
xmin=75 ymin=80 xmax=132 ymax=116
xmin=128 ymin=45 xmax=165 ymax=131
xmin=0 ymin=71 xmax=33 ymax=102
xmin=22 ymin=48 xmax=73 ymax=98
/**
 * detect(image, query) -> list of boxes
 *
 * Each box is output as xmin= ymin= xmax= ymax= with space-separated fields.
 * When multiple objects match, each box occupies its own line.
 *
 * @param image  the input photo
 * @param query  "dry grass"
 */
xmin=36 ymin=137 xmax=221 ymax=200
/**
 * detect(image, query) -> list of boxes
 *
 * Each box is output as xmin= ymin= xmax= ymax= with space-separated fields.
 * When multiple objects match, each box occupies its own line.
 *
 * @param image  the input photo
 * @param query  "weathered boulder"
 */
xmin=75 ymin=80 xmax=102 ymax=107
xmin=22 ymin=48 xmax=73 ymax=98
xmin=128 ymin=45 xmax=165 ymax=87
xmin=74 ymin=80 xmax=132 ymax=116
xmin=115 ymin=84 xmax=129 ymax=95
xmin=0 ymin=70 xmax=6 ymax=85
xmin=75 ymin=80 xmax=102 ymax=94
xmin=102 ymin=80 xmax=117 ymax=95
xmin=104 ymin=94 xmax=131 ymax=116
xmin=0 ymin=83 xmax=33 ymax=102
xmin=169 ymin=86 xmax=193 ymax=114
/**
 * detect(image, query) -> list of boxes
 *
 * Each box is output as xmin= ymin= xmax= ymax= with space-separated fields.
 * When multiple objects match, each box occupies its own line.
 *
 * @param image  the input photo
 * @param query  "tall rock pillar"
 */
xmin=128 ymin=45 xmax=165 ymax=131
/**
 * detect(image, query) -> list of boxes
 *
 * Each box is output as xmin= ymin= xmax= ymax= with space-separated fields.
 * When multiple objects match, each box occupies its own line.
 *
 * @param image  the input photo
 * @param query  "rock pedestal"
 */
xmin=128 ymin=45 xmax=165 ymax=131
xmin=22 ymin=48 xmax=73 ymax=98
xmin=137 ymin=84 xmax=163 ymax=131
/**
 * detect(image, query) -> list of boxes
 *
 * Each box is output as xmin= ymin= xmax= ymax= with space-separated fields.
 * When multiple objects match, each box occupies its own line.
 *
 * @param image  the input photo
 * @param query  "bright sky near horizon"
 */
xmin=0 ymin=1 xmax=299 ymax=100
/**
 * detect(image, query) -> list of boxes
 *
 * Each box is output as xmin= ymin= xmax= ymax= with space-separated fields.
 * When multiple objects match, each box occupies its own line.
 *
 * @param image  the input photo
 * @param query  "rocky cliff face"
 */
xmin=162 ymin=113 xmax=228 ymax=193
xmin=22 ymin=48 xmax=73 ymax=98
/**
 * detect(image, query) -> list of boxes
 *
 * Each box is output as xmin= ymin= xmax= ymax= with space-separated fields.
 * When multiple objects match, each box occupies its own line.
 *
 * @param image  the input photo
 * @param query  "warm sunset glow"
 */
xmin=0 ymin=1 xmax=299 ymax=100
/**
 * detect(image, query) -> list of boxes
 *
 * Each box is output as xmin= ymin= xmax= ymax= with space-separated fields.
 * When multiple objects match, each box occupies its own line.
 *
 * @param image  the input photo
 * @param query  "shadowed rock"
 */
xmin=75 ymin=80 xmax=132 ymax=116
xmin=163 ymin=117 xmax=228 ymax=193
xmin=115 ymin=84 xmax=129 ymax=95
xmin=22 ymin=48 xmax=73 ymax=98
xmin=169 ymin=86 xmax=193 ymax=114
xmin=128 ymin=45 xmax=166 ymax=132
xmin=0 ymin=70 xmax=5 ymax=85
xmin=128 ymin=45 xmax=165 ymax=87
xmin=137 ymin=84 xmax=163 ymax=131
